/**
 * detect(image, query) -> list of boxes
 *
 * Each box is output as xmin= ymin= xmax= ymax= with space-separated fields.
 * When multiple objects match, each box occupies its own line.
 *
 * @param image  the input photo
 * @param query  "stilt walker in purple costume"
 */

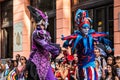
xmin=61 ymin=9 xmax=112 ymax=80
xmin=26 ymin=6 xmax=60 ymax=80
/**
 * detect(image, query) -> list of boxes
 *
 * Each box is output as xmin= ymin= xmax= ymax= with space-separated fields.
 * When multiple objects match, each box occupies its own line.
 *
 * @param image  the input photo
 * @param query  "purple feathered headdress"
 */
xmin=27 ymin=6 xmax=49 ymax=28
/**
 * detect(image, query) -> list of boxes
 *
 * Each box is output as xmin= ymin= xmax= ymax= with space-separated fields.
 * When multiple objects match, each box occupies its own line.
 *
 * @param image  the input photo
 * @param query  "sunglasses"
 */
xmin=20 ymin=58 xmax=25 ymax=60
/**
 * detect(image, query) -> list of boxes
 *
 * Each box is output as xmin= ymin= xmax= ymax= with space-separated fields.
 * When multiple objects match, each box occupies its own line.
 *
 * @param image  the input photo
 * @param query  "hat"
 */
xmin=27 ymin=6 xmax=48 ymax=27
xmin=78 ymin=18 xmax=90 ymax=28
xmin=75 ymin=9 xmax=92 ymax=28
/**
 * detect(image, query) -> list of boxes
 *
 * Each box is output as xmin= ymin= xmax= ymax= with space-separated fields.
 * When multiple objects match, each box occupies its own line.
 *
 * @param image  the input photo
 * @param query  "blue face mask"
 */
xmin=81 ymin=24 xmax=90 ymax=35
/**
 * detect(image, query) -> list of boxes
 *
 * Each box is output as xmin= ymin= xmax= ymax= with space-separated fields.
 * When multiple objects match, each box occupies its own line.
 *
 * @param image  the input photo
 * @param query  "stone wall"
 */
xmin=114 ymin=0 xmax=120 ymax=56
xmin=56 ymin=0 xmax=71 ymax=47
xmin=13 ymin=0 xmax=30 ymax=59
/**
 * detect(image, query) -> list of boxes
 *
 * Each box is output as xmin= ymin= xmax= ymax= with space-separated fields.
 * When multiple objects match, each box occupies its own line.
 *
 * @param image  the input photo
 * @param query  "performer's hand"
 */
xmin=50 ymin=43 xmax=61 ymax=53
xmin=61 ymin=35 xmax=64 ymax=40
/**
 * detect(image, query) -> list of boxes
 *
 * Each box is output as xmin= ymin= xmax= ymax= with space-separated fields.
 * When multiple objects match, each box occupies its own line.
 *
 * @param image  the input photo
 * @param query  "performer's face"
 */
xmin=41 ymin=24 xmax=45 ymax=30
xmin=81 ymin=27 xmax=89 ymax=35
xmin=81 ymin=24 xmax=90 ymax=35
xmin=40 ymin=20 xmax=46 ymax=30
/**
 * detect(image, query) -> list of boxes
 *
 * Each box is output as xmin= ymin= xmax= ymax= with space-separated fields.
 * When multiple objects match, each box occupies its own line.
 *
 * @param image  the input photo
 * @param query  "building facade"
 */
xmin=0 ymin=0 xmax=31 ymax=59
xmin=0 ymin=0 xmax=119 ymax=59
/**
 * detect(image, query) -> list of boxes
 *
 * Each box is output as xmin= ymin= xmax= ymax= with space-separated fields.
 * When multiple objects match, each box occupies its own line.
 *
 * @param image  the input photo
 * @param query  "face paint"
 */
xmin=81 ymin=24 xmax=90 ymax=35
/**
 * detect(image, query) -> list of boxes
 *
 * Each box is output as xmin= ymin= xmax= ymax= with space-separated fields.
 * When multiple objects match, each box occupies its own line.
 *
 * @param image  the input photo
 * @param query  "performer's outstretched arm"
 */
xmin=33 ymin=31 xmax=60 ymax=56
xmin=61 ymin=34 xmax=77 ymax=48
xmin=62 ymin=35 xmax=77 ymax=40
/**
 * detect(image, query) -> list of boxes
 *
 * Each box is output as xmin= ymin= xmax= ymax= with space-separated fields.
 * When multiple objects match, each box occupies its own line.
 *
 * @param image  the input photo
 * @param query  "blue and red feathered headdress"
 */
xmin=75 ymin=9 xmax=92 ymax=28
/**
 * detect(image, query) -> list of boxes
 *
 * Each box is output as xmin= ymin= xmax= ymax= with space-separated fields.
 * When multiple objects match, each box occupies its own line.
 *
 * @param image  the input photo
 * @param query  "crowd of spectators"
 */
xmin=49 ymin=50 xmax=120 ymax=80
xmin=0 ymin=54 xmax=28 ymax=80
xmin=0 ymin=43 xmax=120 ymax=80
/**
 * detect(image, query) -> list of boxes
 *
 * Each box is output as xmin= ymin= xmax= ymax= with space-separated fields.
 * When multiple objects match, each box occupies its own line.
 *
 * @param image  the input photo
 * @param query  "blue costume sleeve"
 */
xmin=61 ymin=33 xmax=78 ymax=49
xmin=63 ymin=40 xmax=69 ymax=48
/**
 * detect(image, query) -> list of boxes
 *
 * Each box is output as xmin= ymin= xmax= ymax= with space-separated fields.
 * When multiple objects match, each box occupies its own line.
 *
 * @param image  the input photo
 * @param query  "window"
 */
xmin=37 ymin=0 xmax=56 ymax=11
xmin=38 ymin=0 xmax=56 ymax=43
xmin=93 ymin=5 xmax=113 ymax=42
xmin=47 ymin=18 xmax=56 ymax=42
xmin=0 ymin=0 xmax=13 ymax=58
xmin=107 ymin=5 xmax=113 ymax=41
xmin=94 ymin=7 xmax=105 ymax=32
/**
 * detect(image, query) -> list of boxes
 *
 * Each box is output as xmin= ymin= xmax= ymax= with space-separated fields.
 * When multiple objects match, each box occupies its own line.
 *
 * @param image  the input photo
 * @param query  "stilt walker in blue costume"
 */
xmin=61 ymin=9 xmax=112 ymax=80
xmin=26 ymin=6 xmax=60 ymax=80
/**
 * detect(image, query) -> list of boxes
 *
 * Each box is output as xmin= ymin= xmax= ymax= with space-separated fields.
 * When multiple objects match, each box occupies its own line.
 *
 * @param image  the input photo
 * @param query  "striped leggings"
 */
xmin=78 ymin=67 xmax=98 ymax=80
